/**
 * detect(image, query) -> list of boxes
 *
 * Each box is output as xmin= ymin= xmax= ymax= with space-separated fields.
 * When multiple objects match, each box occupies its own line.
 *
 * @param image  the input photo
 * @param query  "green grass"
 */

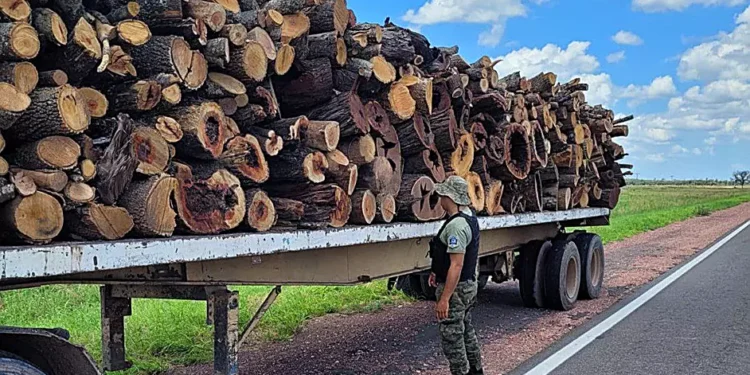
xmin=1 ymin=186 xmax=749 ymax=373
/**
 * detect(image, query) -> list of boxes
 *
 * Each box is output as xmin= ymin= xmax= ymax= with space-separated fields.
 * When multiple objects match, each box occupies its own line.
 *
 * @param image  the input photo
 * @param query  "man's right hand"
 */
xmin=428 ymin=272 xmax=437 ymax=287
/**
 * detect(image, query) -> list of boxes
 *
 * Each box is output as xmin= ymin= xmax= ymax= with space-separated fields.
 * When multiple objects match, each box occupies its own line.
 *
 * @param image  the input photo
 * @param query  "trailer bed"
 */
xmin=1 ymin=208 xmax=608 ymax=284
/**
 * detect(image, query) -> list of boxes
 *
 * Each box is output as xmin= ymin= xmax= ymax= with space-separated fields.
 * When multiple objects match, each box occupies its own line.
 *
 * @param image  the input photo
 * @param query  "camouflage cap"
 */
xmin=434 ymin=175 xmax=471 ymax=206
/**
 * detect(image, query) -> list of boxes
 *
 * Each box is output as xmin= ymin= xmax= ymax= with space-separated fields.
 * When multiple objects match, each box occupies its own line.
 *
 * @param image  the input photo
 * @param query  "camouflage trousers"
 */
xmin=436 ymin=280 xmax=483 ymax=375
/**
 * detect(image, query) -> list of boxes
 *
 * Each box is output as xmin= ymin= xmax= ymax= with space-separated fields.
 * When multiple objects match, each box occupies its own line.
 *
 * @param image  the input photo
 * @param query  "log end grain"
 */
xmin=77 ymin=87 xmax=108 ymax=118
xmin=245 ymin=188 xmax=276 ymax=232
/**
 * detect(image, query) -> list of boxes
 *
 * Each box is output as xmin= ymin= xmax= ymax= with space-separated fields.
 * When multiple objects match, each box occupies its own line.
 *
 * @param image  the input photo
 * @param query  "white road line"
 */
xmin=524 ymin=220 xmax=750 ymax=375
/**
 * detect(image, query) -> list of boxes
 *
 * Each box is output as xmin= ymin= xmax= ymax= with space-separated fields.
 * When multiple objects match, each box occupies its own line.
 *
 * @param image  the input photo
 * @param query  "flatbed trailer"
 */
xmin=0 ymin=208 xmax=609 ymax=375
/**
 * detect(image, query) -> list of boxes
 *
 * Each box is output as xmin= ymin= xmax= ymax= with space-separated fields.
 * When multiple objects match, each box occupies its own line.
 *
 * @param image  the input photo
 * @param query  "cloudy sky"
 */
xmin=350 ymin=0 xmax=750 ymax=180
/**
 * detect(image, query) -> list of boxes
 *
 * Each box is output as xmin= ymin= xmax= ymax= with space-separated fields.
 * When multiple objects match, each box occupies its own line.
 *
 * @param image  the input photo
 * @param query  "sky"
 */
xmin=348 ymin=0 xmax=750 ymax=180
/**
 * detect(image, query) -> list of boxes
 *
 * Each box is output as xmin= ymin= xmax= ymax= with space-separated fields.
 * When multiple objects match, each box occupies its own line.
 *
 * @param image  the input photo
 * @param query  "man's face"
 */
xmin=439 ymin=195 xmax=455 ymax=211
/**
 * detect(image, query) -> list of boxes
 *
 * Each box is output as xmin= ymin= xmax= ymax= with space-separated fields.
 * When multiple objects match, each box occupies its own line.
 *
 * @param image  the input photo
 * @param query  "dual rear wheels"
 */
xmin=519 ymin=233 xmax=604 ymax=311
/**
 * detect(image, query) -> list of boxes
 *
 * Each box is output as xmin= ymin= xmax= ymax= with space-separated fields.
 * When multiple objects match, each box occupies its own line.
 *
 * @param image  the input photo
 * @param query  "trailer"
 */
xmin=0 ymin=207 xmax=609 ymax=375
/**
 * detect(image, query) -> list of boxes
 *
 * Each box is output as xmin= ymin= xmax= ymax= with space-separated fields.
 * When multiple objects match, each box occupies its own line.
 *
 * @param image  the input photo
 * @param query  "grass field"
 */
xmin=1 ymin=186 xmax=749 ymax=374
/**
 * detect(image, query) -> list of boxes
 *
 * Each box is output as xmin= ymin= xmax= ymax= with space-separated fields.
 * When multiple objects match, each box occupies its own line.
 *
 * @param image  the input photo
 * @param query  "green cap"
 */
xmin=434 ymin=175 xmax=471 ymax=206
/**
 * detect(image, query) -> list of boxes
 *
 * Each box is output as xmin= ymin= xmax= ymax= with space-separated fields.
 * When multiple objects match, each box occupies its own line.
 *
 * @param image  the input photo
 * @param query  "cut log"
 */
xmin=63 ymin=203 xmax=133 ymax=240
xmin=469 ymin=122 xmax=488 ymax=152
xmin=301 ymin=120 xmax=339 ymax=151
xmin=591 ymin=186 xmax=620 ymax=209
xmin=138 ymin=0 xmax=185 ymax=21
xmin=529 ymin=120 xmax=548 ymax=169
xmin=267 ymin=183 xmax=351 ymax=228
xmin=396 ymin=174 xmax=444 ymax=222
xmin=529 ymin=72 xmax=557 ymax=93
xmin=465 ymin=171 xmax=485 ymax=212
xmin=408 ymin=77 xmax=433 ymax=115
xmin=305 ymin=91 xmax=369 ymax=138
xmin=325 ymin=150 xmax=357 ymax=195
xmin=12 ymin=136 xmax=80 ymax=170
xmin=483 ymin=180 xmax=504 ymax=216
xmin=213 ymin=0 xmax=241 ymax=12
xmin=6 ymin=169 xmax=66 ymax=192
xmin=521 ymin=172 xmax=543 ymax=212
xmin=280 ymin=11 xmax=309 ymax=42
xmin=0 ymin=176 xmax=14 ymax=203
xmin=307 ymin=31 xmax=345 ymax=65
xmin=107 ymin=2 xmax=141 ymax=22
xmin=357 ymin=156 xmax=396 ymax=195
xmin=64 ymin=180 xmax=96 ymax=204
xmin=203 ymin=71 xmax=246 ymax=98
xmin=489 ymin=123 xmax=531 ymax=181
xmin=131 ymin=126 xmax=170 ymax=175
xmin=107 ymin=80 xmax=162 ymax=112
xmin=168 ymin=101 xmax=228 ymax=159
xmin=10 ymin=170 xmax=35 ymax=196
xmin=220 ymin=24 xmax=248 ymax=46
xmin=130 ymin=36 xmax=207 ymax=90
xmin=148 ymin=17 xmax=207 ymax=46
xmin=76 ymin=87 xmax=108 ymax=118
xmin=340 ymin=134 xmax=375 ymax=166
xmin=304 ymin=0 xmax=347 ymax=35
xmin=374 ymin=192 xmax=395 ymax=223
xmin=382 ymin=81 xmax=416 ymax=123
xmin=0 ymin=156 xmax=6 ymax=176
xmin=397 ymin=113 xmax=433 ymax=156
xmin=0 ymin=82 xmax=30 ymax=129
xmin=611 ymin=125 xmax=628 ymax=137
xmin=185 ymin=0 xmax=226 ymax=32
xmin=267 ymin=142 xmax=327 ymax=183
xmin=430 ymin=108 xmax=457 ymax=152
xmin=339 ymin=185 xmax=375 ymax=227
xmin=246 ymin=26 xmax=276 ymax=60
xmin=247 ymin=84 xmax=279 ymax=119
xmin=117 ymin=19 xmax=151 ymax=46
xmin=404 ymin=147 xmax=445 ymax=183
xmin=37 ymin=70 xmax=68 ymax=87
xmin=1 ymin=0 xmax=30 ymax=22
xmin=203 ymin=37 xmax=230 ymax=69
xmin=0 ymin=192 xmax=63 ymax=243
xmin=0 ymin=61 xmax=37 ymax=94
xmin=275 ymin=43 xmax=295 ymax=75
xmin=0 ymin=22 xmax=39 ymax=60
xmin=118 ymin=174 xmax=177 ymax=237
xmin=273 ymin=57 xmax=333 ymax=116
xmin=442 ymin=131 xmax=474 ymax=178
xmin=173 ymin=162 xmax=246 ymax=234
xmin=54 ymin=18 xmax=100 ymax=84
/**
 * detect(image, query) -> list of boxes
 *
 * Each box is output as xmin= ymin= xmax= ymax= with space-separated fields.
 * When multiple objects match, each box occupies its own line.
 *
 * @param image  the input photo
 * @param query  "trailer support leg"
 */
xmin=238 ymin=285 xmax=281 ymax=348
xmin=210 ymin=289 xmax=240 ymax=375
xmin=100 ymin=285 xmax=132 ymax=371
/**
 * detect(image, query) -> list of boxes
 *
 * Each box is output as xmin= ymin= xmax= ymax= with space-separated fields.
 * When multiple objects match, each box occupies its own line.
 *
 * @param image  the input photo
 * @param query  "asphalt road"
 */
xmin=525 ymin=222 xmax=750 ymax=375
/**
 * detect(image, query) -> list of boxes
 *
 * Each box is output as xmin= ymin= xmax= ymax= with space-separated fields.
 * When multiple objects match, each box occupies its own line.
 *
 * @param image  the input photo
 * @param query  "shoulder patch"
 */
xmin=448 ymin=235 xmax=459 ymax=248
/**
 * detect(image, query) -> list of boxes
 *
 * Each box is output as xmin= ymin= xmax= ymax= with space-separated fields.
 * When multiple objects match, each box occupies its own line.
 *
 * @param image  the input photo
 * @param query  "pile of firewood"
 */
xmin=0 ymin=0 xmax=632 ymax=244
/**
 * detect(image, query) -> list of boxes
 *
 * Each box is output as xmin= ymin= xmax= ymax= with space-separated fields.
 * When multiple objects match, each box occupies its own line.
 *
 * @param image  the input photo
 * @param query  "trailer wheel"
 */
xmin=574 ymin=233 xmax=605 ymax=299
xmin=518 ymin=240 xmax=552 ymax=308
xmin=395 ymin=274 xmax=436 ymax=300
xmin=0 ymin=353 xmax=47 ymax=375
xmin=543 ymin=240 xmax=581 ymax=311
xmin=478 ymin=275 xmax=490 ymax=290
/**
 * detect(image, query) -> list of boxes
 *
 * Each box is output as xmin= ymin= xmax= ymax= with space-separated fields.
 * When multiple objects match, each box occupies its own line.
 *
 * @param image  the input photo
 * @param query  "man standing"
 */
xmin=428 ymin=176 xmax=484 ymax=375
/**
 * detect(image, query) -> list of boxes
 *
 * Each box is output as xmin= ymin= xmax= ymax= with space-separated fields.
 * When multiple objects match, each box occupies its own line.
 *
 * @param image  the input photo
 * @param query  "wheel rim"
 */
xmin=591 ymin=247 xmax=603 ymax=288
xmin=565 ymin=256 xmax=579 ymax=298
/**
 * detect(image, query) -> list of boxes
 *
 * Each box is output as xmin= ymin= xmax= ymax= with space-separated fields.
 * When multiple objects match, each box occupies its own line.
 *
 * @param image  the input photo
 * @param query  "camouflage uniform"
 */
xmin=436 ymin=278 xmax=482 ymax=374
xmin=431 ymin=176 xmax=484 ymax=375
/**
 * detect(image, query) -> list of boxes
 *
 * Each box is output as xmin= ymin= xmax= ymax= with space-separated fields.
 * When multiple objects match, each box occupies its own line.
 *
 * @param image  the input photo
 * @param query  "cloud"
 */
xmin=692 ymin=148 xmax=704 ymax=155
xmin=671 ymin=145 xmax=690 ymax=154
xmin=478 ymin=24 xmax=506 ymax=47
xmin=402 ymin=0 xmax=527 ymax=25
xmin=494 ymin=41 xmax=599 ymax=80
xmin=607 ymin=51 xmax=627 ymax=63
xmin=622 ymin=76 xmax=677 ymax=98
xmin=705 ymin=136 xmax=718 ymax=145
xmin=612 ymin=30 xmax=644 ymax=45
xmin=633 ymin=0 xmax=747 ymax=12
xmin=678 ymin=9 xmax=750 ymax=82
xmin=402 ymin=0 xmax=532 ymax=47
xmin=645 ymin=153 xmax=666 ymax=162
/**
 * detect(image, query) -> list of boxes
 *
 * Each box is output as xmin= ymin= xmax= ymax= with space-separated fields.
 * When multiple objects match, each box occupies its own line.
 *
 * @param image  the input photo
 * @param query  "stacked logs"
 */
xmin=0 ymin=0 xmax=630 ymax=244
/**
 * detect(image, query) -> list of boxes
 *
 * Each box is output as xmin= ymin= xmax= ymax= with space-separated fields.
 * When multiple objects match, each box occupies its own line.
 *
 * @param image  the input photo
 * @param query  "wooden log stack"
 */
xmin=0 ymin=0 xmax=631 ymax=244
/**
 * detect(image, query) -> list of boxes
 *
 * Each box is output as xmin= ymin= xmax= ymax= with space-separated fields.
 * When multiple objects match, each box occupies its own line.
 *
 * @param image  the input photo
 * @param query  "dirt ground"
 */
xmin=167 ymin=202 xmax=750 ymax=375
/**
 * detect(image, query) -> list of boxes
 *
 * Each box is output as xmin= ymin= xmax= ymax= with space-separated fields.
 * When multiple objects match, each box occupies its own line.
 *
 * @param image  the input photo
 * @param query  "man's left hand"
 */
xmin=436 ymin=298 xmax=449 ymax=320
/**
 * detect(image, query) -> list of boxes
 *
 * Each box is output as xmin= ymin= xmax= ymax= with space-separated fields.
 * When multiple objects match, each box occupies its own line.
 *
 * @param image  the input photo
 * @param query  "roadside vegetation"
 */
xmin=1 ymin=186 xmax=749 ymax=374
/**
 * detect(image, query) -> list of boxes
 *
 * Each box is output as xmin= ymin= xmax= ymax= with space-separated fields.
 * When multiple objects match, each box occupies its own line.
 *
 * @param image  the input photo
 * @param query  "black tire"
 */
xmin=543 ymin=240 xmax=581 ymax=311
xmin=0 ymin=355 xmax=46 ymax=375
xmin=477 ymin=275 xmax=490 ymax=290
xmin=574 ymin=233 xmax=605 ymax=299
xmin=518 ymin=241 xmax=552 ymax=308
xmin=395 ymin=274 xmax=435 ymax=300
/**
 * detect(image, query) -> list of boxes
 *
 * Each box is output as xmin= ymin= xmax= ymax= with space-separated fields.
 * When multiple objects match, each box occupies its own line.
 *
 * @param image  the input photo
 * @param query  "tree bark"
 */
xmin=167 ymin=101 xmax=229 ymax=159
xmin=0 ymin=192 xmax=63 ymax=244
xmin=11 ymin=136 xmax=80 ymax=170
xmin=267 ymin=183 xmax=351 ymax=228
xmin=118 ymin=174 xmax=178 ymax=237
xmin=8 ymin=85 xmax=89 ymax=142
xmin=373 ymin=192 xmax=395 ymax=223
xmin=396 ymin=174 xmax=444 ymax=222
xmin=273 ymin=57 xmax=333 ymax=116
xmin=348 ymin=189 xmax=375 ymax=224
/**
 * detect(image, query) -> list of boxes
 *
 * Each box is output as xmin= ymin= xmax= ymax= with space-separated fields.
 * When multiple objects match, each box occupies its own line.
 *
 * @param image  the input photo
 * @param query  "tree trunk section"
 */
xmin=118 ymin=174 xmax=178 ymax=237
xmin=65 ymin=203 xmax=134 ymax=240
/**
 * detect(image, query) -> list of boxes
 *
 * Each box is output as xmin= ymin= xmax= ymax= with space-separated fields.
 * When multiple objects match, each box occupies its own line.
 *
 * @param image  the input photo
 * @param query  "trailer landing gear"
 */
xmin=100 ymin=284 xmax=282 ymax=375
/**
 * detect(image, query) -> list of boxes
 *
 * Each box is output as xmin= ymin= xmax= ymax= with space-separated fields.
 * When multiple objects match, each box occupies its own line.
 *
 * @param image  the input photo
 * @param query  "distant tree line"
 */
xmin=625 ymin=171 xmax=750 ymax=187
